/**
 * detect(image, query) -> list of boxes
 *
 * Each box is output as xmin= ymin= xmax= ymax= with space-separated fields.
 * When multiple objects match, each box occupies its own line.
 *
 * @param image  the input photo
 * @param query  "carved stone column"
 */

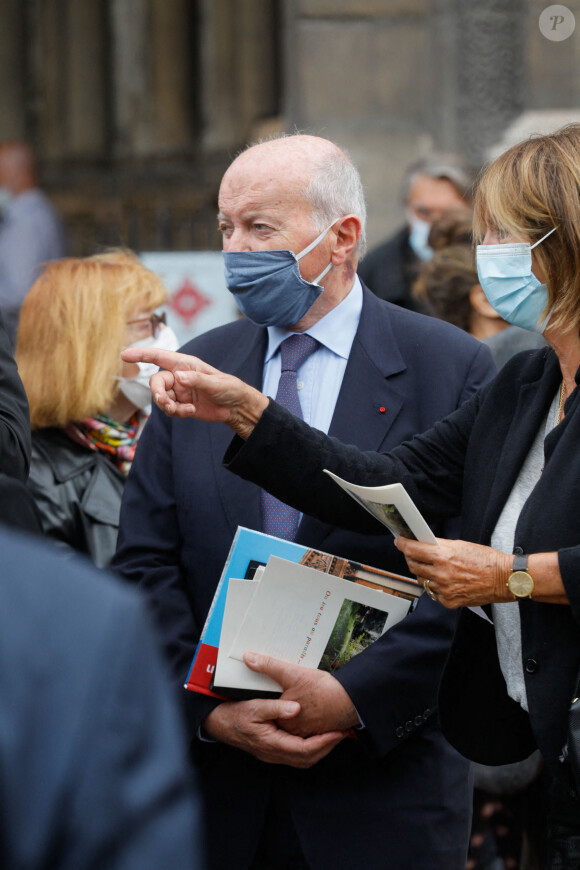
xmin=109 ymin=0 xmax=153 ymax=158
xmin=462 ymin=0 xmax=526 ymax=160
xmin=0 ymin=1 xmax=27 ymax=140
xmin=149 ymin=0 xmax=195 ymax=154
xmin=64 ymin=0 xmax=108 ymax=158
xmin=199 ymin=0 xmax=280 ymax=151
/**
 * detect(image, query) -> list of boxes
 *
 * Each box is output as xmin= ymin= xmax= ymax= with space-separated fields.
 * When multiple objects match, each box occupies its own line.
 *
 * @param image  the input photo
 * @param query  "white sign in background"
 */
xmin=140 ymin=251 xmax=239 ymax=348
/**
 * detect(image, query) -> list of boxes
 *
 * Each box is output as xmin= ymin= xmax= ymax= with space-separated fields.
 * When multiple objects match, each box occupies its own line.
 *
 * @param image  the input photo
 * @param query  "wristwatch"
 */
xmin=507 ymin=553 xmax=534 ymax=599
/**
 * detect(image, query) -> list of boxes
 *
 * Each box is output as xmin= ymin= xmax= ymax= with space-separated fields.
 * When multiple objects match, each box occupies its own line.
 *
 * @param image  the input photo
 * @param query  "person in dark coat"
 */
xmin=127 ymin=124 xmax=580 ymax=869
xmin=15 ymin=250 xmax=177 ymax=568
xmin=0 ymin=312 xmax=30 ymax=480
xmin=358 ymin=151 xmax=476 ymax=310
xmin=0 ymin=522 xmax=205 ymax=870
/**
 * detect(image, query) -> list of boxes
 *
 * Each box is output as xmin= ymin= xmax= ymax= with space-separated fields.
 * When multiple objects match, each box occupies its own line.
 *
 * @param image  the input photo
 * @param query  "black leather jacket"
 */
xmin=27 ymin=428 xmax=125 ymax=569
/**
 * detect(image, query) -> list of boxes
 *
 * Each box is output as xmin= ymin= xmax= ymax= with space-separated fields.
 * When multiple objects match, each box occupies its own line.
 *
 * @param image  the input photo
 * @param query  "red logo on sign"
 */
xmin=170 ymin=279 xmax=211 ymax=325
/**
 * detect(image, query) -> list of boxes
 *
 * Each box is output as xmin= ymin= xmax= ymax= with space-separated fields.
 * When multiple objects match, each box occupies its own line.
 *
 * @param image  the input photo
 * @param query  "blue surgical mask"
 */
xmin=407 ymin=216 xmax=433 ymax=261
xmin=223 ymin=221 xmax=337 ymax=328
xmin=476 ymin=227 xmax=558 ymax=334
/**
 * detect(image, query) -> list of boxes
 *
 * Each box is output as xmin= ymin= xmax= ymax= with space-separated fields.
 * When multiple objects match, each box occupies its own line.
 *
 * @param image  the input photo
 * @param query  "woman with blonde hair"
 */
xmin=124 ymin=124 xmax=580 ymax=867
xmin=17 ymin=250 xmax=177 ymax=567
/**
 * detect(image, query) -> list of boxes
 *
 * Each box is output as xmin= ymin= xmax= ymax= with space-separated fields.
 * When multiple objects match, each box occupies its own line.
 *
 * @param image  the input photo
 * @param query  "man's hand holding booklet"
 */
xmin=186 ymin=472 xmax=446 ymax=698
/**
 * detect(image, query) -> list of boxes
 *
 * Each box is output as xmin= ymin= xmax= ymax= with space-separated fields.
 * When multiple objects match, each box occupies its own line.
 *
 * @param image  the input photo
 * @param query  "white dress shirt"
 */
xmin=262 ymin=277 xmax=363 ymax=433
xmin=199 ymin=277 xmax=365 ymax=741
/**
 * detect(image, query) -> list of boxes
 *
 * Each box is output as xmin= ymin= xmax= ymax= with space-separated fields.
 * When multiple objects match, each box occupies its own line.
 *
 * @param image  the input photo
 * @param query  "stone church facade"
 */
xmin=1 ymin=0 xmax=579 ymax=255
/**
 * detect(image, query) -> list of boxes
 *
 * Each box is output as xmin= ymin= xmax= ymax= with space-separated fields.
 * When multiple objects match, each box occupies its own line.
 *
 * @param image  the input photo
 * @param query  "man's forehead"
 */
xmin=226 ymin=140 xmax=313 ymax=181
xmin=218 ymin=166 xmax=308 ymax=214
xmin=408 ymin=173 xmax=463 ymax=202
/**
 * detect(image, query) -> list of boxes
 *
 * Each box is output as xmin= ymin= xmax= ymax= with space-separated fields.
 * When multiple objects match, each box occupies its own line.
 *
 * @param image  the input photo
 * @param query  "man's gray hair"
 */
xmin=242 ymin=134 xmax=367 ymax=257
xmin=304 ymin=147 xmax=367 ymax=258
xmin=402 ymin=152 xmax=478 ymax=205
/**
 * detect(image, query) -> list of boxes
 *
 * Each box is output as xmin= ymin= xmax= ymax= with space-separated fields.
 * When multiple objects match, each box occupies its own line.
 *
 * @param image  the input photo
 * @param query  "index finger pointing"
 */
xmin=121 ymin=347 xmax=197 ymax=370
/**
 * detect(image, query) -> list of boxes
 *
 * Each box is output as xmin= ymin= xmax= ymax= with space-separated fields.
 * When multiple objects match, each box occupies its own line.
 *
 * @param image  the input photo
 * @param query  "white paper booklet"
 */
xmin=323 ymin=469 xmax=438 ymax=544
xmin=214 ymin=555 xmax=413 ymax=694
xmin=212 ymin=578 xmax=269 ymax=693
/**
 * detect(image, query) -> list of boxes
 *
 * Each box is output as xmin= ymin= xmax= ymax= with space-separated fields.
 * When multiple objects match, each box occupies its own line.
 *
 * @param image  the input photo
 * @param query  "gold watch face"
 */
xmin=507 ymin=570 xmax=534 ymax=598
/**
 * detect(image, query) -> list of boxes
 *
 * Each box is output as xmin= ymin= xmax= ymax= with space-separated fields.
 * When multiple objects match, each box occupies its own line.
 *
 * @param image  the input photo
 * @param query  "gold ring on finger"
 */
xmin=424 ymin=579 xmax=439 ymax=602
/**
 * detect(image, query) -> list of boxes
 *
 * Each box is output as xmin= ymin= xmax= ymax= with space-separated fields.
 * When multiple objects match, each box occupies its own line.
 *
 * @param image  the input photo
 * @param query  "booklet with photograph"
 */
xmin=323 ymin=469 xmax=438 ymax=544
xmin=184 ymin=527 xmax=306 ymax=698
xmin=213 ymin=555 xmax=414 ymax=695
xmin=185 ymin=526 xmax=421 ymax=699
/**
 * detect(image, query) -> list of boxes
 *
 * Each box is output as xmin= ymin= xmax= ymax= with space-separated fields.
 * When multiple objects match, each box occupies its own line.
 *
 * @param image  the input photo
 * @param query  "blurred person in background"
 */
xmin=413 ymin=210 xmax=546 ymax=369
xmin=16 ymin=250 xmax=177 ymax=568
xmin=358 ymin=152 xmax=475 ymax=310
xmin=0 ymin=141 xmax=66 ymax=348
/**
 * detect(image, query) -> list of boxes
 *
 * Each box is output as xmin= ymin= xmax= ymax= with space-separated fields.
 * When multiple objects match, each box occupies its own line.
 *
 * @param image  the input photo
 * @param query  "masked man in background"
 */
xmin=359 ymin=151 xmax=475 ymax=311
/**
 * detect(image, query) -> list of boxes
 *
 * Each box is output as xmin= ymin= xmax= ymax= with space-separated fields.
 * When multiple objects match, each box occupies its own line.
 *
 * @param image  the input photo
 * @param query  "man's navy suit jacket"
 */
xmin=114 ymin=286 xmax=495 ymax=870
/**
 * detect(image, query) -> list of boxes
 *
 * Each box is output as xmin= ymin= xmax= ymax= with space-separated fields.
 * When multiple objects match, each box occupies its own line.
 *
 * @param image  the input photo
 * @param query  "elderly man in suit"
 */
xmin=114 ymin=134 xmax=495 ymax=870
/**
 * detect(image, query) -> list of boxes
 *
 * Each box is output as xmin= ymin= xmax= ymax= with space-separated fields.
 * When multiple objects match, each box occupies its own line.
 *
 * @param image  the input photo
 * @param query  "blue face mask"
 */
xmin=223 ymin=221 xmax=337 ymax=328
xmin=476 ymin=227 xmax=558 ymax=334
xmin=407 ymin=215 xmax=433 ymax=262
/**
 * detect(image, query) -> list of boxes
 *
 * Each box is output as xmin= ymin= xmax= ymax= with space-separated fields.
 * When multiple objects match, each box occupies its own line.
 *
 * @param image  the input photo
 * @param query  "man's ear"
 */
xmin=331 ymin=215 xmax=361 ymax=264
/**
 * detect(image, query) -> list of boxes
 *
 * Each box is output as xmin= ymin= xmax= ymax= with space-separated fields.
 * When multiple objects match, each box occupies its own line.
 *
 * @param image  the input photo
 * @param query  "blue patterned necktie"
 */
xmin=261 ymin=333 xmax=319 ymax=540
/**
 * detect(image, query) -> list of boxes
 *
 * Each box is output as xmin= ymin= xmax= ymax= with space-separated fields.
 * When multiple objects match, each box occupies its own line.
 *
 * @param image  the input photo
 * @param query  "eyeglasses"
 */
xmin=126 ymin=311 xmax=167 ymax=339
xmin=150 ymin=311 xmax=167 ymax=337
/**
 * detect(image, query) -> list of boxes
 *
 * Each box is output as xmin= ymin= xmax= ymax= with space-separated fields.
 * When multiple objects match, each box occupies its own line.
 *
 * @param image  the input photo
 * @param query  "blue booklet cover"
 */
xmin=185 ymin=527 xmax=306 ymax=696
xmin=185 ymin=525 xmax=420 ymax=698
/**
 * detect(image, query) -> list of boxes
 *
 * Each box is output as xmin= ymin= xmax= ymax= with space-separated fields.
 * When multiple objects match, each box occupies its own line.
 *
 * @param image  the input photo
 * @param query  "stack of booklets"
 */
xmin=185 ymin=474 xmax=436 ymax=699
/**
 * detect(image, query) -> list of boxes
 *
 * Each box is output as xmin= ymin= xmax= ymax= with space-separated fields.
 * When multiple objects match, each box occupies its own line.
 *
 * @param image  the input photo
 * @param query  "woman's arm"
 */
xmin=120 ymin=346 xmax=481 ymax=535
xmin=224 ymin=396 xmax=478 ymax=537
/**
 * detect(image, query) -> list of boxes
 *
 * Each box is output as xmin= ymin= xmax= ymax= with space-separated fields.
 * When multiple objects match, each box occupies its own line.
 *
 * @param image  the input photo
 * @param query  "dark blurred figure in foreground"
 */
xmin=0 ymin=141 xmax=66 ymax=347
xmin=0 ymin=518 xmax=205 ymax=870
xmin=359 ymin=152 xmax=476 ymax=310
xmin=0 ymin=311 xmax=30 ymax=481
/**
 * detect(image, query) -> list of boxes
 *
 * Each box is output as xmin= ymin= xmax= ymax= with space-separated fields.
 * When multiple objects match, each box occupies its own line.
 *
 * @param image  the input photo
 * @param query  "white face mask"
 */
xmin=118 ymin=326 xmax=179 ymax=410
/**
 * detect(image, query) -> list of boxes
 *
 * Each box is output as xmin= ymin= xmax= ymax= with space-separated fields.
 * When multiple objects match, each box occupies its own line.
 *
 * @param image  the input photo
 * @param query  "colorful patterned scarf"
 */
xmin=64 ymin=413 xmax=141 ymax=476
